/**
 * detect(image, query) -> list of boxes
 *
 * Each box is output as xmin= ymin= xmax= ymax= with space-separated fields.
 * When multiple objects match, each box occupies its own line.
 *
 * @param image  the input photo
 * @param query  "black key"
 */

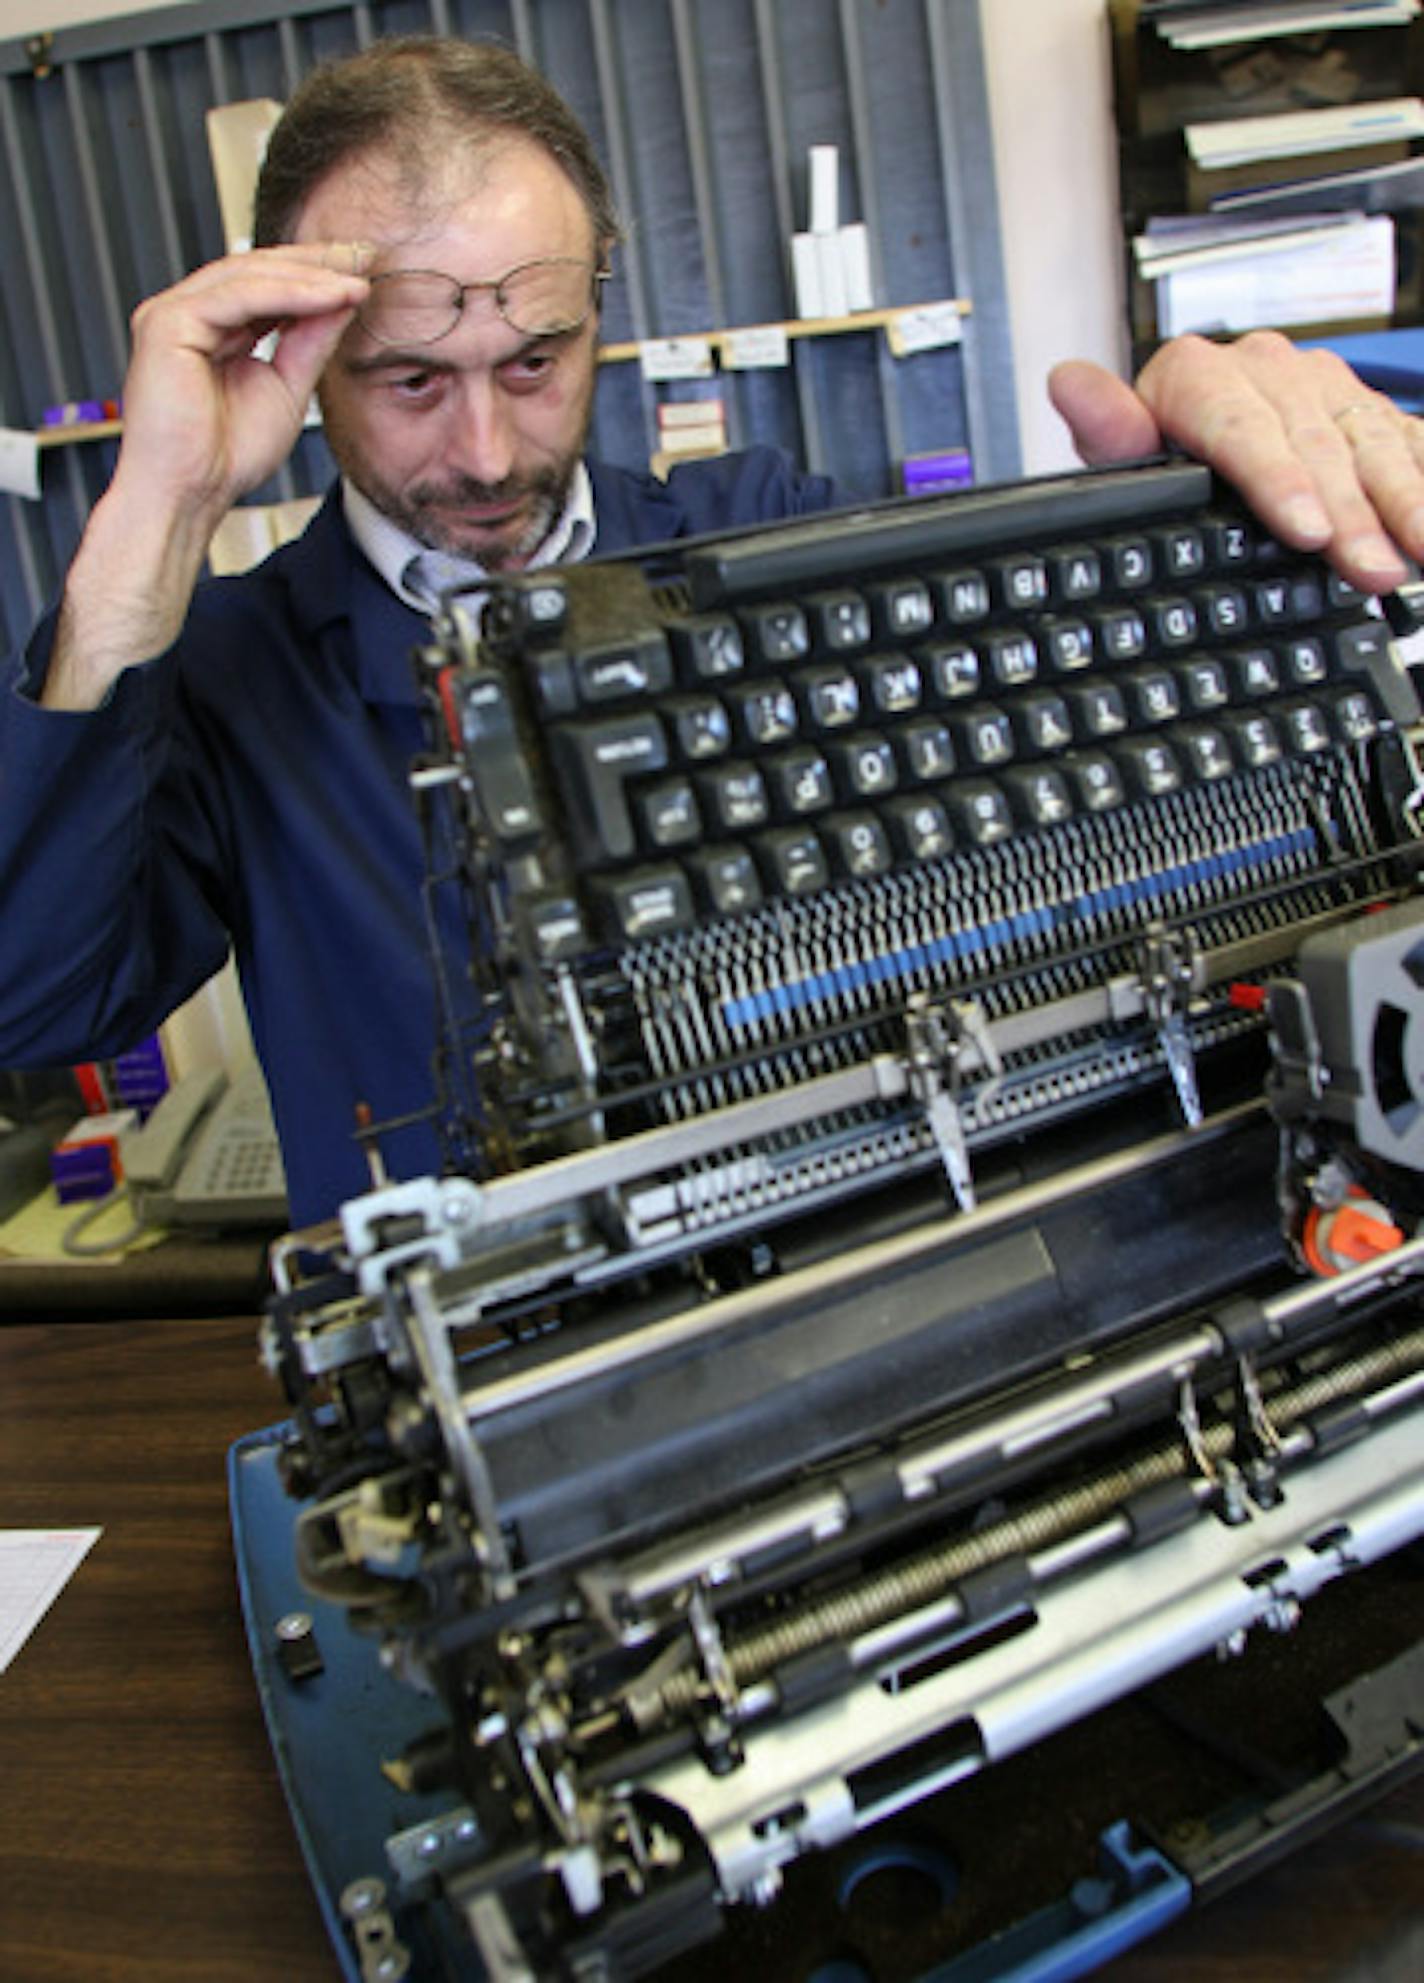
xmin=922 ymin=640 xmax=981 ymax=701
xmin=829 ymin=731 xmax=899 ymax=799
xmin=688 ymin=845 xmax=763 ymax=916
xmin=868 ymin=576 xmax=936 ymax=639
xmin=574 ymin=631 xmax=673 ymax=702
xmin=1201 ymin=513 xmax=1254 ymax=566
xmin=451 ymin=670 xmax=546 ymax=850
xmin=826 ymin=810 xmax=894 ymax=879
xmin=1066 ymin=679 xmax=1129 ymax=740
xmin=593 ymin=867 xmax=696 ymax=943
xmin=1150 ymin=524 xmax=1205 ymax=580
xmin=897 ymin=718 xmax=956 ymax=781
xmin=932 ymin=568 xmax=992 ymax=624
xmin=1041 ymin=614 xmax=1095 ymax=673
xmin=759 ymin=827 xmax=829 ymax=896
xmin=1003 ymin=764 xmax=1073 ymax=828
xmin=742 ymin=600 xmax=811 ymax=665
xmin=1196 ymin=583 xmax=1249 ymax=640
xmin=951 ymin=704 xmax=1015 ymax=770
xmin=767 ymin=747 xmax=835 ymax=816
xmin=494 ymin=573 xmax=568 ymax=640
xmin=1050 ymin=544 xmax=1103 ymax=601
xmin=1104 ymin=534 xmax=1153 ymax=589
xmin=1228 ymin=645 xmax=1281 ymax=698
xmin=990 ymin=553 xmax=1049 ymax=611
xmin=857 ymin=652 xmax=924 ymax=716
xmin=519 ymin=891 xmax=588 ymax=964
xmin=1175 ymin=722 xmax=1234 ymax=781
xmin=1333 ymin=688 xmax=1381 ymax=743
xmin=808 ymin=588 xmax=872 ymax=652
xmin=637 ymin=778 xmax=702 ymax=850
xmin=1123 ymin=666 xmax=1181 ymax=725
xmin=728 ymin=682 xmax=799 ymax=748
xmin=1283 ymin=636 xmax=1330 ymax=687
xmin=1278 ymin=700 xmax=1334 ymax=756
xmin=528 ymin=650 xmax=578 ymax=718
xmin=795 ymin=662 xmax=862 ymax=730
xmin=671 ymin=612 xmax=745 ymax=682
xmin=1114 ymin=736 xmax=1183 ymax=798
xmin=1221 ymin=710 xmax=1283 ymax=769
xmin=981 ymin=628 xmax=1039 ymax=689
xmin=552 ymin=712 xmax=669 ymax=862
xmin=1061 ymin=750 xmax=1126 ymax=813
xmin=885 ymin=793 xmax=954 ymax=860
xmin=947 ymin=778 xmax=1013 ymax=846
xmin=699 ymin=760 xmax=770 ymax=834
xmin=1146 ymin=594 xmax=1198 ymax=650
xmin=1173 ymin=656 xmax=1230 ymax=712
xmin=1093 ymin=605 xmax=1148 ymax=662
xmin=1014 ymin=691 xmax=1074 ymax=754
xmin=671 ymin=694 xmax=733 ymax=761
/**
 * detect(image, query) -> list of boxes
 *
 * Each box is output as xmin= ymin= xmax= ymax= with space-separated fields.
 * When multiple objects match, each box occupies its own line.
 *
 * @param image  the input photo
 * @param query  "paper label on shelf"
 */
xmin=639 ymin=338 xmax=716 ymax=381
xmin=723 ymin=326 xmax=791 ymax=370
xmin=887 ymin=303 xmax=963 ymax=356
xmin=0 ymin=428 xmax=41 ymax=500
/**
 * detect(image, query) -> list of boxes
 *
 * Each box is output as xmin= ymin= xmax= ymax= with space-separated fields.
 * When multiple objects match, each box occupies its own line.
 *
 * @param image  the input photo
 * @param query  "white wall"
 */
xmin=4 ymin=0 xmax=146 ymax=35
xmin=980 ymin=0 xmax=1130 ymax=472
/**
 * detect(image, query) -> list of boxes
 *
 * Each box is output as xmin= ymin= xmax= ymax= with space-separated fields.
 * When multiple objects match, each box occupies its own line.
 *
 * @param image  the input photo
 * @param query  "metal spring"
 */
xmin=648 ymin=1319 xmax=1424 ymax=1721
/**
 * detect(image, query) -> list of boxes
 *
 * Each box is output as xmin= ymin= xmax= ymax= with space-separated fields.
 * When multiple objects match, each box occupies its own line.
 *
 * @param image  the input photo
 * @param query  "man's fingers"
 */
xmin=1134 ymin=331 xmax=1424 ymax=592
xmin=1047 ymin=359 xmax=1164 ymax=466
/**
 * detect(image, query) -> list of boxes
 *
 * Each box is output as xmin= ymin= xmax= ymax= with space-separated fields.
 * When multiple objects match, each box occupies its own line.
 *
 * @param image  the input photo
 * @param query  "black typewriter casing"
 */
xmin=243 ymin=457 xmax=1424 ymax=1982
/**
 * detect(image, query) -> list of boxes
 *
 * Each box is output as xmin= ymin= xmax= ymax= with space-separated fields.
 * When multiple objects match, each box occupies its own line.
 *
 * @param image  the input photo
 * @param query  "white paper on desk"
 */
xmin=1156 ymin=213 xmax=1396 ymax=336
xmin=0 ymin=428 xmax=41 ymax=501
xmin=0 ymin=1529 xmax=101 ymax=1674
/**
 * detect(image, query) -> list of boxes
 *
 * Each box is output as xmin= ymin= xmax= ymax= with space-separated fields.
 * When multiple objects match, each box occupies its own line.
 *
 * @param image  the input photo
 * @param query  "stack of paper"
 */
xmin=1150 ymin=210 xmax=1396 ymax=334
xmin=1186 ymin=98 xmax=1424 ymax=170
xmin=1154 ymin=3 xmax=1420 ymax=51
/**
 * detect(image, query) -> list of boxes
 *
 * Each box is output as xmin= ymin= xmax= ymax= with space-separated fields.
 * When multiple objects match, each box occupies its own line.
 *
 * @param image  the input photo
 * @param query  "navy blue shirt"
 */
xmin=0 ymin=448 xmax=835 ymax=1223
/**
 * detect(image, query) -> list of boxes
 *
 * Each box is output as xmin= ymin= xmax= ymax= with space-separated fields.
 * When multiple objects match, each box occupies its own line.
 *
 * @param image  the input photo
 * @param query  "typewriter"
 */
xmin=239 ymin=457 xmax=1424 ymax=1982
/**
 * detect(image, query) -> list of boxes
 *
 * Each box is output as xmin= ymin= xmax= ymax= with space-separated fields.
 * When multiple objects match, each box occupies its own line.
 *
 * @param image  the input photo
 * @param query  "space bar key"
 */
xmin=551 ymin=711 xmax=669 ymax=863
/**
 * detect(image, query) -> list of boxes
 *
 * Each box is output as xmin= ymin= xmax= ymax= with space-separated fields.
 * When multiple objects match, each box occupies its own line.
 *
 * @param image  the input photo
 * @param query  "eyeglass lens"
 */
xmin=357 ymin=257 xmax=602 ymax=346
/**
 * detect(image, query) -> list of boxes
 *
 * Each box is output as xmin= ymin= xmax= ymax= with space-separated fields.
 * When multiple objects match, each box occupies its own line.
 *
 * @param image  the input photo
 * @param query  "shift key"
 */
xmin=551 ymin=712 xmax=669 ymax=862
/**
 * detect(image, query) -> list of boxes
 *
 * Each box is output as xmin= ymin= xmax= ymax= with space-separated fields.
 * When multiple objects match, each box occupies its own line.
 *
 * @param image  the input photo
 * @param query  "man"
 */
xmin=2 ymin=35 xmax=1422 ymax=1227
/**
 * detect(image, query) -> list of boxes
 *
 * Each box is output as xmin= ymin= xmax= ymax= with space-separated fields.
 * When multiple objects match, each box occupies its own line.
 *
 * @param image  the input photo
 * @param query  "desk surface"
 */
xmin=0 ymin=1317 xmax=1420 ymax=1983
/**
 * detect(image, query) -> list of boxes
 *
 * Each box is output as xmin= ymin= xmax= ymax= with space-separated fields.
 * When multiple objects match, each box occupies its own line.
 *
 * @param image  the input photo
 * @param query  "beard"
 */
xmin=320 ymin=384 xmax=593 ymax=572
xmin=347 ymin=454 xmax=580 ymax=571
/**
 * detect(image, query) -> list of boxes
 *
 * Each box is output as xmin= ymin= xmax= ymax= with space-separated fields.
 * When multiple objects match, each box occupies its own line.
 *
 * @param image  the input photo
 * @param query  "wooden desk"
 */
xmin=0 ymin=1317 xmax=1420 ymax=1983
xmin=0 ymin=1318 xmax=334 ymax=1983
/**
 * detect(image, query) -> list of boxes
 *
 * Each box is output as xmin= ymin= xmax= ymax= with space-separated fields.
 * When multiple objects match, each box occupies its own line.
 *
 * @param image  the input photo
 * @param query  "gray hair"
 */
xmin=252 ymin=35 xmax=621 ymax=256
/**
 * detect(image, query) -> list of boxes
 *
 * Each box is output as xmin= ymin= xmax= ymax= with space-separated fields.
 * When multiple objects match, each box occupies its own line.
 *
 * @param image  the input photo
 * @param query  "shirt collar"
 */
xmin=342 ymin=464 xmax=597 ymax=609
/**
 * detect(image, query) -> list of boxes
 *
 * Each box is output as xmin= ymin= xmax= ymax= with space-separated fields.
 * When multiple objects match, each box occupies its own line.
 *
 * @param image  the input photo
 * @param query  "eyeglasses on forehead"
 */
xmin=355 ymin=255 xmax=610 ymax=346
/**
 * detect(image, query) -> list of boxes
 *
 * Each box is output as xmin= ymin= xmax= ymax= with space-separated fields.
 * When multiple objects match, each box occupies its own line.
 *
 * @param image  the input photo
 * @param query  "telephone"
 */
xmin=120 ymin=1061 xmax=288 ymax=1229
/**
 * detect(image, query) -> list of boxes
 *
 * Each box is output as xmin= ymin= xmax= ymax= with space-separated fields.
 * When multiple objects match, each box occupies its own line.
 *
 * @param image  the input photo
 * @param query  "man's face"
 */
xmin=296 ymin=139 xmax=601 ymax=570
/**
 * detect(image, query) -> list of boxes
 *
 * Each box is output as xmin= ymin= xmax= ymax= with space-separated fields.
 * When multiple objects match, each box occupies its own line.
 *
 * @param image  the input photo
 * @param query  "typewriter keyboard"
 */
xmin=462 ymin=459 xmax=1408 ymax=953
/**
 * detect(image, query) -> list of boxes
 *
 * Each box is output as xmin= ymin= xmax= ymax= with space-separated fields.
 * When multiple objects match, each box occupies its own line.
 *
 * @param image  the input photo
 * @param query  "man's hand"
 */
xmin=43 ymin=243 xmax=373 ymax=711
xmin=1048 ymin=331 xmax=1424 ymax=594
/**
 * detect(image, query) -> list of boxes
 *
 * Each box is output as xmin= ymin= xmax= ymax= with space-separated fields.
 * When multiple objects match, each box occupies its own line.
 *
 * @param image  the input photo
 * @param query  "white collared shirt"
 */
xmin=342 ymin=462 xmax=597 ymax=610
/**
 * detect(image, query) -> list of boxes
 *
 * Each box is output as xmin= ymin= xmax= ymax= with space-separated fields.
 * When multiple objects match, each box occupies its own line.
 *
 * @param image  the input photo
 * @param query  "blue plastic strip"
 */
xmin=919 ymin=1821 xmax=1191 ymax=1983
xmin=719 ymin=827 xmax=1312 ymax=1031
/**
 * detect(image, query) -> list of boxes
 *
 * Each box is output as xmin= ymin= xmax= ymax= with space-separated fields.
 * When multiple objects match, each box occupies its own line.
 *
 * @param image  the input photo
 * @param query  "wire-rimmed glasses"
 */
xmin=355 ymin=255 xmax=609 ymax=348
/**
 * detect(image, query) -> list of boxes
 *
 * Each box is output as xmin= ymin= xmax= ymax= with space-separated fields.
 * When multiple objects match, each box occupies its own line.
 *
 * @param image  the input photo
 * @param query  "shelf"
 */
xmin=29 ymin=300 xmax=971 ymax=450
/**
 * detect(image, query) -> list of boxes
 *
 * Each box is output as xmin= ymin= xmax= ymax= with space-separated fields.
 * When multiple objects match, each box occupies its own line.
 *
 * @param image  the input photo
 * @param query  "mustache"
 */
xmin=407 ymin=468 xmax=561 ymax=508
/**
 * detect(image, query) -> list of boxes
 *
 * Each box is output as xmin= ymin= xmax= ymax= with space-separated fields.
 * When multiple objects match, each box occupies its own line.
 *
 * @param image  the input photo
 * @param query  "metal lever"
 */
xmin=905 ymin=996 xmax=1001 ymax=1212
xmin=1140 ymin=925 xmax=1204 ymax=1128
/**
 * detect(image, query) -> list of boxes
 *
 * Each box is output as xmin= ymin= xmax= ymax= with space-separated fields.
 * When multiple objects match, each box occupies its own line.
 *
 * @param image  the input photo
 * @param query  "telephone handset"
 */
xmin=121 ymin=1061 xmax=288 ymax=1228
